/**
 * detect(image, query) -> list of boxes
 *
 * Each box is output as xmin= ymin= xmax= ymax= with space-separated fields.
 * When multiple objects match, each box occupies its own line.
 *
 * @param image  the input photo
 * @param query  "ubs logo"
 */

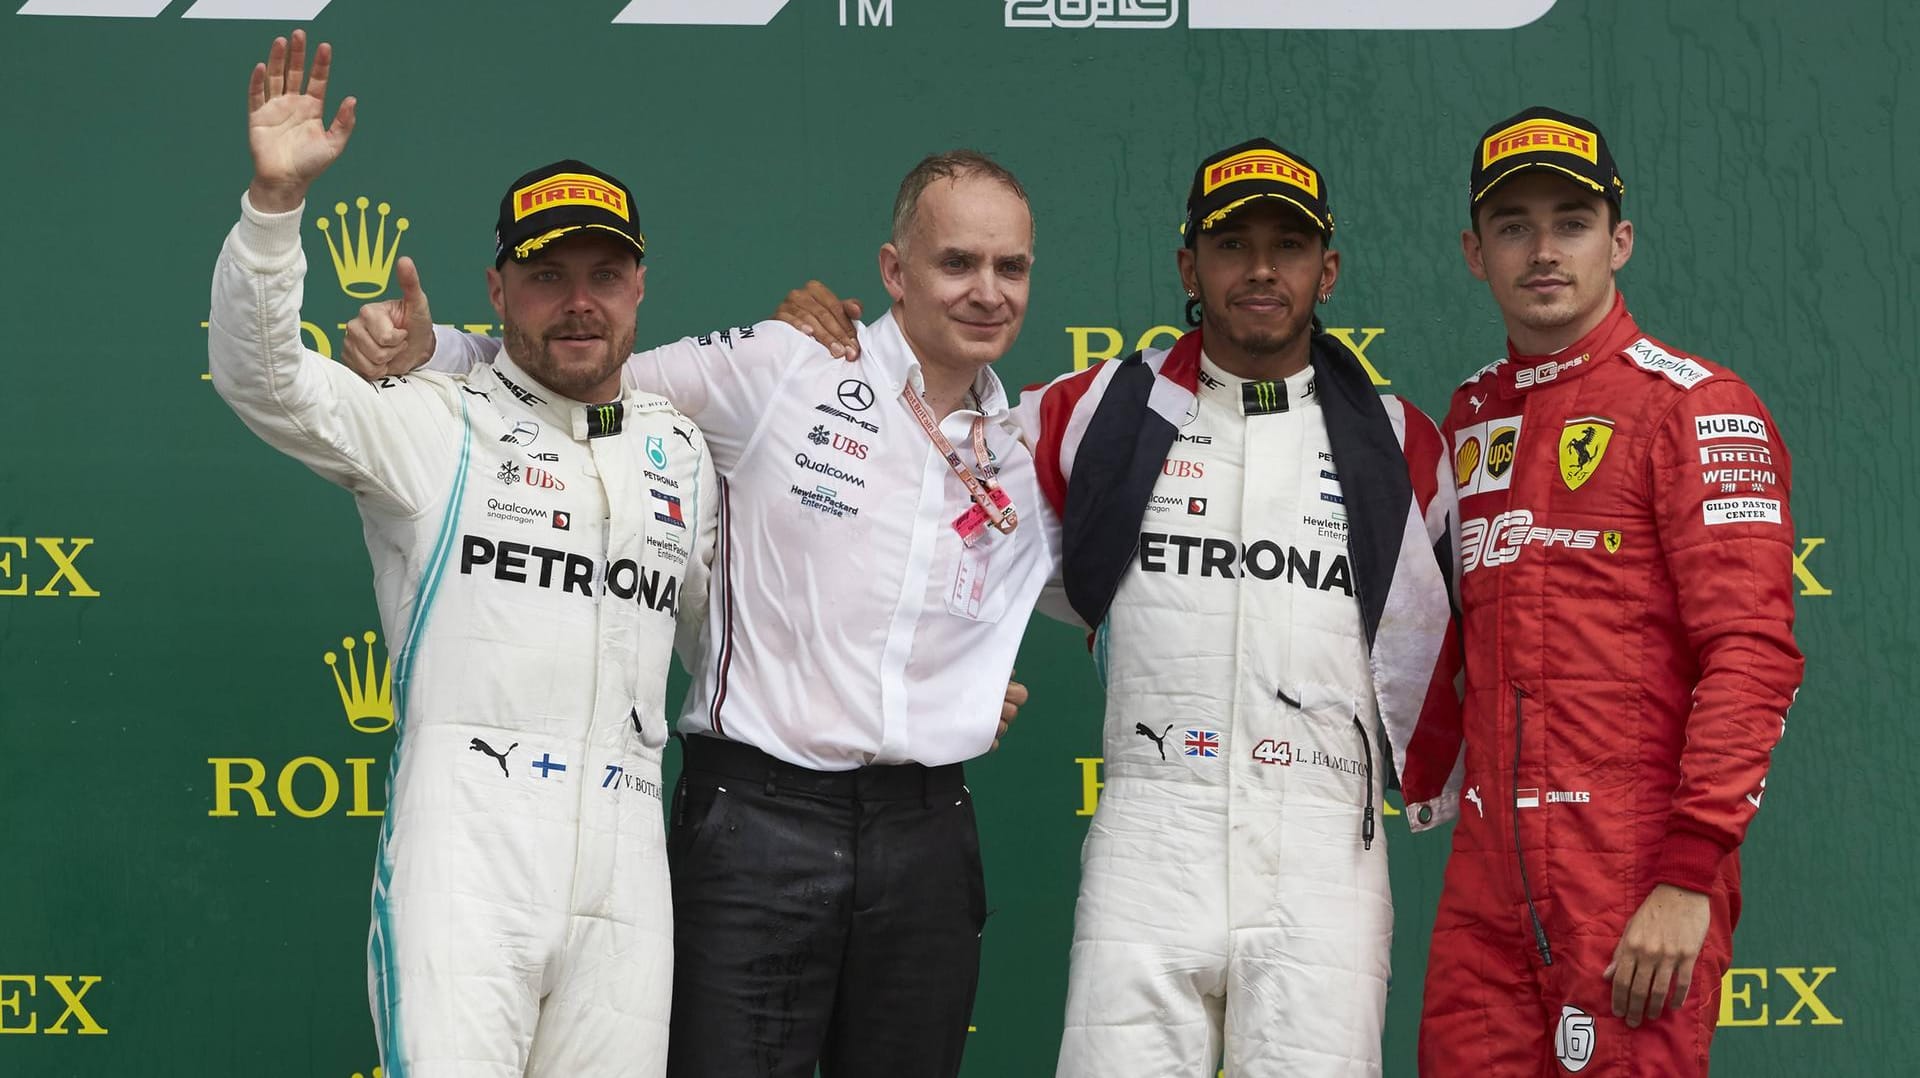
xmin=837 ymin=379 xmax=876 ymax=411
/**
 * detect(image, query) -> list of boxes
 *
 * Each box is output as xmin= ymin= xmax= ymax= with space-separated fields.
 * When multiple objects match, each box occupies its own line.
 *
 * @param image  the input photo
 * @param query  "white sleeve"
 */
xmin=1006 ymin=383 xmax=1078 ymax=627
xmin=620 ymin=321 xmax=819 ymax=475
xmin=426 ymin=323 xmax=499 ymax=376
xmin=1006 ymin=383 xmax=1043 ymax=452
xmin=208 ymin=194 xmax=455 ymax=517
xmin=426 ymin=319 xmax=819 ymax=475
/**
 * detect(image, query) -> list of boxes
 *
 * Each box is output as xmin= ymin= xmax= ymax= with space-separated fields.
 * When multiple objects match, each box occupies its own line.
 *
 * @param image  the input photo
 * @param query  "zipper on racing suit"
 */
xmin=1350 ymin=715 xmax=1376 ymax=851
xmin=1512 ymin=685 xmax=1553 ymax=966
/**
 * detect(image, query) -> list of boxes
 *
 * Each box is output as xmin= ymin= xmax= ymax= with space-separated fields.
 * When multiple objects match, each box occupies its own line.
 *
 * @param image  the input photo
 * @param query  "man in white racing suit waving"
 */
xmin=207 ymin=33 xmax=713 ymax=1078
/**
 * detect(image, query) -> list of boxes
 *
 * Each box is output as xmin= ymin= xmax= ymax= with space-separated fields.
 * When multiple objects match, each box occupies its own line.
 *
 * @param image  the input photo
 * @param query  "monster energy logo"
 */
xmin=587 ymin=403 xmax=624 ymax=438
xmin=1242 ymin=380 xmax=1287 ymax=415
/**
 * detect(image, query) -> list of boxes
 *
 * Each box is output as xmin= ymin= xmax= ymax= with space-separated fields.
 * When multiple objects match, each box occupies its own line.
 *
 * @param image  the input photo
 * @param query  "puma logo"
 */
xmin=469 ymin=738 xmax=518 ymax=778
xmin=1275 ymin=687 xmax=1302 ymax=709
xmin=1134 ymin=723 xmax=1173 ymax=761
xmin=1465 ymin=786 xmax=1484 ymax=818
xmin=1469 ymin=393 xmax=1485 ymax=413
xmin=673 ymin=425 xmax=696 ymax=449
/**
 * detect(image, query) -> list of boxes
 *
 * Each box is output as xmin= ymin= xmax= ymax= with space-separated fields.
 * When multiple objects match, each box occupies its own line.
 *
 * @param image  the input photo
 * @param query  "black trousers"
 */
xmin=666 ymin=735 xmax=988 ymax=1078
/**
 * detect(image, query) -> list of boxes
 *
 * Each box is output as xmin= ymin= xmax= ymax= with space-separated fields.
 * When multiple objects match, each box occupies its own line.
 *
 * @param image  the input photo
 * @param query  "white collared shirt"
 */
xmin=434 ymin=311 xmax=1058 ymax=769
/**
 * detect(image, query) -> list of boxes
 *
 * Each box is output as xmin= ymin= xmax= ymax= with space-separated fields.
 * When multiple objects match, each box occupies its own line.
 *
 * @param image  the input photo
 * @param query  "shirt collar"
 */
xmin=491 ymin=347 xmax=632 ymax=439
xmin=860 ymin=309 xmax=1011 ymax=418
xmin=1494 ymin=290 xmax=1638 ymax=397
xmin=1198 ymin=350 xmax=1317 ymax=416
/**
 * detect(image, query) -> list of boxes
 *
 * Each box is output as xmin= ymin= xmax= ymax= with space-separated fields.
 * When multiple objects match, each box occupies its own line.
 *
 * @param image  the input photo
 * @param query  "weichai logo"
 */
xmin=514 ymin=173 xmax=629 ymax=221
xmin=1203 ymin=148 xmax=1319 ymax=197
xmin=1483 ymin=117 xmax=1598 ymax=167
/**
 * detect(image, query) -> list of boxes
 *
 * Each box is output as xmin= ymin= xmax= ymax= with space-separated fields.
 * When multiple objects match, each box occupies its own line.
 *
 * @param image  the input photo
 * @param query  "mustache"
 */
xmin=546 ymin=319 xmax=609 ymax=339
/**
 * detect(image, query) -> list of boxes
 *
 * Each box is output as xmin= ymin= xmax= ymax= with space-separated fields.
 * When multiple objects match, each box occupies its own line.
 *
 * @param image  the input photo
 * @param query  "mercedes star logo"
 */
xmin=837 ymin=379 xmax=876 ymax=411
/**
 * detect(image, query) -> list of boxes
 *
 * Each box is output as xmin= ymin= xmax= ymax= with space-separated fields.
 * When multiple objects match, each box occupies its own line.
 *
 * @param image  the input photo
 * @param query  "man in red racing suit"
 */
xmin=1418 ymin=107 xmax=1804 ymax=1076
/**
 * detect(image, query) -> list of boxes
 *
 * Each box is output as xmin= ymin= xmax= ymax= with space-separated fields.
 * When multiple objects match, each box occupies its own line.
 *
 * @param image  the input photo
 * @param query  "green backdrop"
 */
xmin=2 ymin=1 xmax=1907 ymax=1074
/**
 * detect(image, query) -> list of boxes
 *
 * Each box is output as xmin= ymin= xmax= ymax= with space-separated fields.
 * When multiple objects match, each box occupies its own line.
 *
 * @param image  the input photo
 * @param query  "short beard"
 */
xmin=500 ymin=316 xmax=635 ymax=401
xmin=1201 ymin=293 xmax=1308 ymax=360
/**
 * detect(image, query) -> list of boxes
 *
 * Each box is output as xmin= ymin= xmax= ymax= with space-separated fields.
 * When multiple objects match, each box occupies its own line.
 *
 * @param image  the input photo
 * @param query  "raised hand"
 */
xmin=246 ymin=29 xmax=356 ymax=214
xmin=342 ymin=256 xmax=438 ymax=380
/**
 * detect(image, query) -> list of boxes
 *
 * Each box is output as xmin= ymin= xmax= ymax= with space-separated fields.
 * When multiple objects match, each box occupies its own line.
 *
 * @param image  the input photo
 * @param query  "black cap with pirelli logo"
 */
xmin=1183 ymin=138 xmax=1334 ymax=245
xmin=494 ymin=159 xmax=646 ymax=268
xmin=1469 ymin=106 xmax=1624 ymax=219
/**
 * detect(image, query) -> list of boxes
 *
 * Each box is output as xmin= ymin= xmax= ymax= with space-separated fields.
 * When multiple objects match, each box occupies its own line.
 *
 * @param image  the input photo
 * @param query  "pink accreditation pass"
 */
xmin=950 ymin=541 xmax=991 ymax=618
xmin=952 ymin=486 xmax=1013 ymax=546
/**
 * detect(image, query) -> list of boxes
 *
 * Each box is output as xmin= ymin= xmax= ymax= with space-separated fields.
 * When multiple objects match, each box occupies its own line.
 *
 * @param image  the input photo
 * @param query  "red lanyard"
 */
xmin=902 ymin=385 xmax=1019 ymax=541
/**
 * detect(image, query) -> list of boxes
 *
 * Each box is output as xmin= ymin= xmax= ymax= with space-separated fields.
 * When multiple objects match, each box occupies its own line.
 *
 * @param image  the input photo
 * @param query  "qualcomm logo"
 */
xmin=1006 ymin=0 xmax=1558 ymax=29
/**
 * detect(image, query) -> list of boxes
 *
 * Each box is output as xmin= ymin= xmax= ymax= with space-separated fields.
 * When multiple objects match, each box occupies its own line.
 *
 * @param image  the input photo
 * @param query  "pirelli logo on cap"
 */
xmin=1483 ymin=117 xmax=1598 ymax=167
xmin=514 ymin=173 xmax=630 ymax=222
xmin=1203 ymin=148 xmax=1320 ymax=198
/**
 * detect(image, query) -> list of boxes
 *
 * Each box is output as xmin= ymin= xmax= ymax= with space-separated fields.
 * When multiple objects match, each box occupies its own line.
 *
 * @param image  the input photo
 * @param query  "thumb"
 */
xmin=396 ymin=256 xmax=423 ymax=303
xmin=394 ymin=256 xmax=425 ymax=327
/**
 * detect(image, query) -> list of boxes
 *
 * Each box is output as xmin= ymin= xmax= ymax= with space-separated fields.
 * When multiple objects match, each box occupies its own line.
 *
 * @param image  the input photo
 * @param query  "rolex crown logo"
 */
xmin=325 ymin=631 xmax=394 ymax=734
xmin=316 ymin=196 xmax=410 ymax=299
xmin=350 ymin=1070 xmax=384 ymax=1078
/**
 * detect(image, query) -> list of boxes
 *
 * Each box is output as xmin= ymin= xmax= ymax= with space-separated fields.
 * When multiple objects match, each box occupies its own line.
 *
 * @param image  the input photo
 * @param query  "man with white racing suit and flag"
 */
xmin=1028 ymin=139 xmax=1463 ymax=1078
xmin=780 ymin=138 xmax=1465 ymax=1076
xmin=208 ymin=33 xmax=714 ymax=1078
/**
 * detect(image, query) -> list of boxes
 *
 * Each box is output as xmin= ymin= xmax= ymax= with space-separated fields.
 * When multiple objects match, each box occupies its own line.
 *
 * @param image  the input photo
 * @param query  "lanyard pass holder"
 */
xmin=905 ymin=384 xmax=1019 ymax=546
xmin=953 ymin=484 xmax=1013 ymax=546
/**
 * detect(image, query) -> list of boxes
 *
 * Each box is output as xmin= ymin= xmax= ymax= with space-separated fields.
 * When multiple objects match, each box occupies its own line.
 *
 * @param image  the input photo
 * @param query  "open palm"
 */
xmin=246 ymin=30 xmax=355 ymax=207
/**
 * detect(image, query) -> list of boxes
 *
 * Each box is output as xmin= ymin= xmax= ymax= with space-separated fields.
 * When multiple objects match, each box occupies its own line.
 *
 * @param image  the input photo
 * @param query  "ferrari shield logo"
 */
xmin=1559 ymin=417 xmax=1614 ymax=490
xmin=1603 ymin=530 xmax=1622 ymax=554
